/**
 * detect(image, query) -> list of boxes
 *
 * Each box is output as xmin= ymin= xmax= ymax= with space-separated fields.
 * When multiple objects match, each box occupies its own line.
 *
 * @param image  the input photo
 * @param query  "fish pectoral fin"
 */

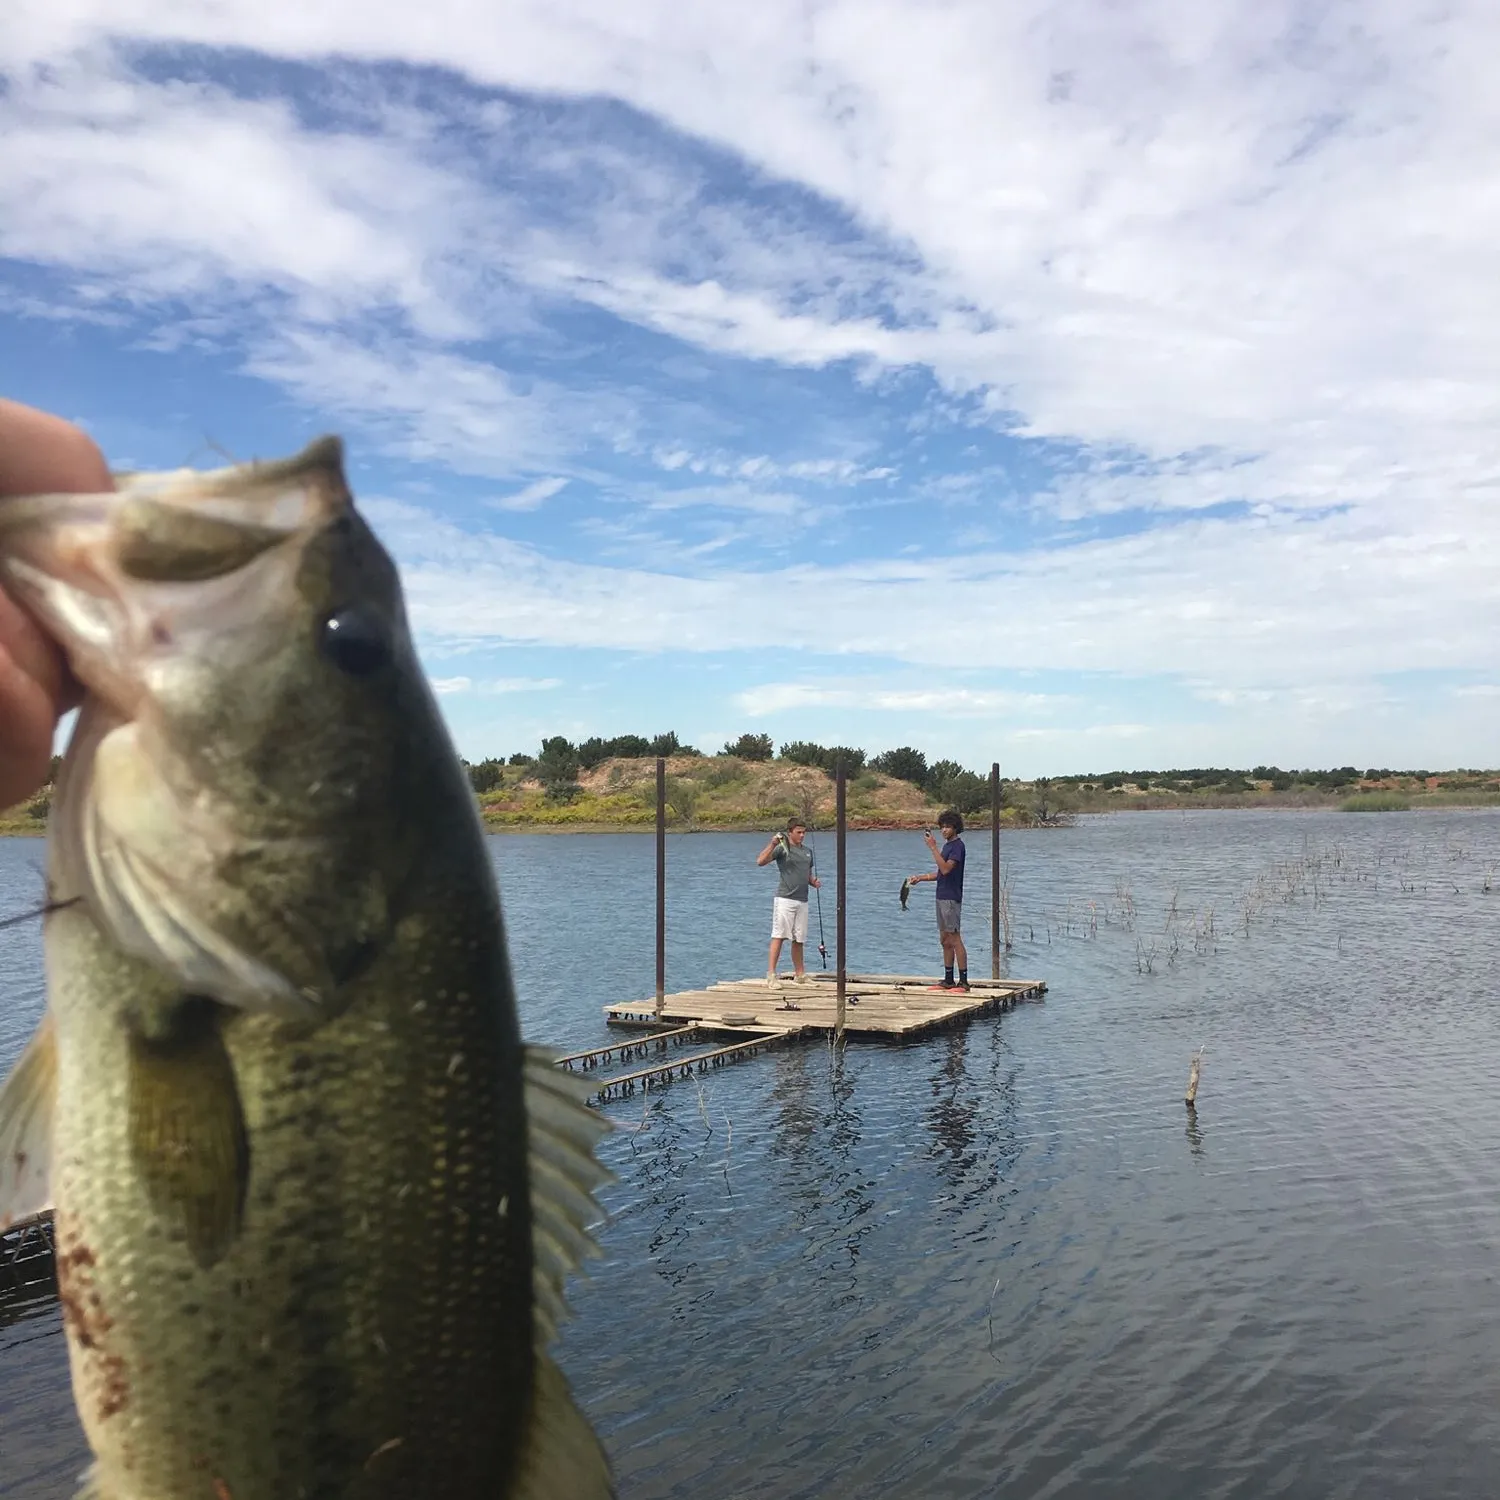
xmin=127 ymin=999 xmax=249 ymax=1269
xmin=511 ymin=1351 xmax=614 ymax=1500
xmin=73 ymin=1463 xmax=102 ymax=1500
xmin=523 ymin=1047 xmax=615 ymax=1347
xmin=0 ymin=1012 xmax=57 ymax=1230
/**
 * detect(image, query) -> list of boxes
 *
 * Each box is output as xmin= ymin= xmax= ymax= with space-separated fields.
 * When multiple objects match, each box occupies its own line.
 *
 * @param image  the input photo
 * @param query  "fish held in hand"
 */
xmin=0 ymin=437 xmax=614 ymax=1499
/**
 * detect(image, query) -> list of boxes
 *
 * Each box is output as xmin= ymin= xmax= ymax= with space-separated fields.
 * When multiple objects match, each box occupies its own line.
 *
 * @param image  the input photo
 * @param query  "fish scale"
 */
xmin=0 ymin=437 xmax=612 ymax=1499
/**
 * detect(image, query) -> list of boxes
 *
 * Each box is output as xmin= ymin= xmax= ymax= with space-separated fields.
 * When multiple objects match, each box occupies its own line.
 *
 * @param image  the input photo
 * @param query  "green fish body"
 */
xmin=0 ymin=439 xmax=612 ymax=1499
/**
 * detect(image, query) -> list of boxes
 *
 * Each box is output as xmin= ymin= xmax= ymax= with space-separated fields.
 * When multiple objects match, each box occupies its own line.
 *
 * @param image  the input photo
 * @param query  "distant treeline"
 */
xmin=1051 ymin=765 xmax=1443 ymax=793
xmin=462 ymin=734 xmax=998 ymax=813
xmin=461 ymin=739 xmax=1480 ymax=811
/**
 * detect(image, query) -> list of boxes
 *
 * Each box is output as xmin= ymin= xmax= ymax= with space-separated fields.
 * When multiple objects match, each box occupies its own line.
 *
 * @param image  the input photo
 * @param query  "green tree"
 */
xmin=536 ymin=736 xmax=580 ymax=792
xmin=935 ymin=768 xmax=992 ymax=815
xmin=467 ymin=759 xmax=504 ymax=794
xmin=723 ymin=732 xmax=774 ymax=761
xmin=577 ymin=737 xmax=611 ymax=771
xmin=870 ymin=746 xmax=928 ymax=785
xmin=780 ymin=740 xmax=828 ymax=767
xmin=822 ymin=746 xmax=866 ymax=777
xmin=1032 ymin=777 xmax=1073 ymax=824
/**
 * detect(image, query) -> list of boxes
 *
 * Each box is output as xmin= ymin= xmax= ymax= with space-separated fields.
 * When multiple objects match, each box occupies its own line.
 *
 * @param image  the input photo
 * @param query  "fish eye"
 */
xmin=320 ymin=608 xmax=390 ymax=677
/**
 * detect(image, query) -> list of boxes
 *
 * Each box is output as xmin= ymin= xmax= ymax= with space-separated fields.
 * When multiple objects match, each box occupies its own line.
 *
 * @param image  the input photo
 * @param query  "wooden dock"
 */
xmin=561 ymin=971 xmax=1047 ymax=1104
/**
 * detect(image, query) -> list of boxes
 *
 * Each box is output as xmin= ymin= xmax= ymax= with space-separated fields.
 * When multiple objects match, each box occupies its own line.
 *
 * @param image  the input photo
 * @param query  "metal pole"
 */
xmin=836 ymin=759 xmax=847 ymax=1040
xmin=655 ymin=756 xmax=666 ymax=1018
xmin=991 ymin=761 xmax=1001 ymax=980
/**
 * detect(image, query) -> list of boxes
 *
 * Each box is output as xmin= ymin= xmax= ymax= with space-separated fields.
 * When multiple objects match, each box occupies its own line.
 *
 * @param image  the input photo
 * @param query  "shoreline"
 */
xmin=3 ymin=799 xmax=1498 ymax=841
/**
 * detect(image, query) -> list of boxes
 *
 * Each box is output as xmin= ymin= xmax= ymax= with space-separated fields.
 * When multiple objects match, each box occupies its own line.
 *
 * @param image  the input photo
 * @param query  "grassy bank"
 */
xmin=4 ymin=761 xmax=1497 ymax=837
xmin=1340 ymin=792 xmax=1413 ymax=812
xmin=470 ymin=755 xmax=1035 ymax=831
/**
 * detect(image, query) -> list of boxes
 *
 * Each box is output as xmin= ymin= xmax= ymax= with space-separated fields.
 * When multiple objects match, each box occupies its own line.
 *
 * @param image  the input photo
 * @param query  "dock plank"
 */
xmin=604 ymin=971 xmax=1045 ymax=1040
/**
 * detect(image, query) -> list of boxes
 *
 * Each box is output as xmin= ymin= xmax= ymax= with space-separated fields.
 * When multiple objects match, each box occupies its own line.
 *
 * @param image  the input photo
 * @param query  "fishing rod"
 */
xmin=808 ymin=822 xmax=829 ymax=969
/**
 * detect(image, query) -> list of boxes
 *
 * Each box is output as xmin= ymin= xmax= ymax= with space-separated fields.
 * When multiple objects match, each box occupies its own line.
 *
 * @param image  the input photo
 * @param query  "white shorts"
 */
xmin=771 ymin=897 xmax=809 ymax=943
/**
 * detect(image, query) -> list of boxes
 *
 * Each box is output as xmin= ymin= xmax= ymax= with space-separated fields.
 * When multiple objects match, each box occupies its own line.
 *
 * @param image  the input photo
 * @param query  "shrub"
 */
xmin=665 ymin=777 xmax=700 ymax=824
xmin=699 ymin=760 xmax=749 ymax=791
xmin=871 ymin=746 xmax=928 ymax=786
xmin=536 ymin=736 xmax=580 ymax=790
xmin=779 ymin=741 xmax=865 ymax=775
xmin=822 ymin=746 xmax=866 ymax=778
xmin=723 ymin=733 xmax=774 ymax=761
xmin=608 ymin=735 xmax=653 ymax=759
xmin=780 ymin=740 xmax=828 ymax=767
xmin=577 ymin=737 xmax=612 ymax=771
xmin=467 ymin=759 xmax=504 ymax=794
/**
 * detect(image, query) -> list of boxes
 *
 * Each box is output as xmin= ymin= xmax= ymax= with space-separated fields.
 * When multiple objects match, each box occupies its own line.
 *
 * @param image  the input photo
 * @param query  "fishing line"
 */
xmin=0 ymin=896 xmax=80 ymax=932
xmin=808 ymin=823 xmax=829 ymax=969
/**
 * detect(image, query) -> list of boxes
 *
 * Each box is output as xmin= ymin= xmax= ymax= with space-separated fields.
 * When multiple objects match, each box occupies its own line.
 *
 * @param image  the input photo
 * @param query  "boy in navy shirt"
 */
xmin=907 ymin=809 xmax=968 ymax=990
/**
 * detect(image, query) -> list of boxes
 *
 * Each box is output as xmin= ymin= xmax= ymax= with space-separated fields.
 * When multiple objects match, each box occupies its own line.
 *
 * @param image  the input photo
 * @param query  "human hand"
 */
xmin=0 ymin=400 xmax=111 ymax=808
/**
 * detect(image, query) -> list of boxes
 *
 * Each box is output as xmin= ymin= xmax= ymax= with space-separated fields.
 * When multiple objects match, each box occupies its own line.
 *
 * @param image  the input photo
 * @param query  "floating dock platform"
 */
xmin=555 ymin=971 xmax=1047 ymax=1103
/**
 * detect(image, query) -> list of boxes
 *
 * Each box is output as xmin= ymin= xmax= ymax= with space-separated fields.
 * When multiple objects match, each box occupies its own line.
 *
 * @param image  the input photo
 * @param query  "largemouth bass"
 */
xmin=0 ymin=438 xmax=613 ymax=1499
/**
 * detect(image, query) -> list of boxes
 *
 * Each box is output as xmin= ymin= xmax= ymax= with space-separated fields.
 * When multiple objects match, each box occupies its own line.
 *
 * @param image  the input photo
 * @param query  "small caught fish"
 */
xmin=899 ymin=878 xmax=911 ymax=910
xmin=0 ymin=439 xmax=613 ymax=1499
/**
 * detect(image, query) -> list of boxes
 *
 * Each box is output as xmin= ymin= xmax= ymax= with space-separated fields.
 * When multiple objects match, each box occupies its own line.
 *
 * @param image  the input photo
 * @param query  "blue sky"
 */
xmin=2 ymin=3 xmax=1497 ymax=775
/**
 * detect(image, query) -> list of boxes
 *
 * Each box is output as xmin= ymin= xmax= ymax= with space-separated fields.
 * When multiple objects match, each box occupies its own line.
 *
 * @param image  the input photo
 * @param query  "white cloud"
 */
xmin=12 ymin=9 xmax=1500 ymax=530
xmin=361 ymin=494 xmax=1499 ymax=689
xmin=735 ymin=682 xmax=1065 ymax=717
xmin=12 ymin=3 xmax=1500 ymax=510
xmin=422 ymin=673 xmax=561 ymax=696
xmin=1456 ymin=684 xmax=1500 ymax=699
xmin=245 ymin=331 xmax=635 ymax=477
xmin=492 ymin=477 xmax=569 ymax=512
xmin=4 ymin=3 xmax=1500 ymax=770
xmin=485 ymin=677 xmax=563 ymax=693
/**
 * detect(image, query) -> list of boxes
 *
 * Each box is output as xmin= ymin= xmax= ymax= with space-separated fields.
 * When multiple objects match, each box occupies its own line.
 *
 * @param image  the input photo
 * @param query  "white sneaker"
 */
xmin=765 ymin=973 xmax=778 ymax=988
xmin=793 ymin=973 xmax=809 ymax=983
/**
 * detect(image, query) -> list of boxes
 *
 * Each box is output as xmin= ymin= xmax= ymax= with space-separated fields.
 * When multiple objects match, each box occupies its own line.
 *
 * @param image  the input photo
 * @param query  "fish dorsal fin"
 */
xmin=524 ymin=1047 xmax=613 ymax=1347
xmin=0 ymin=1014 xmax=57 ymax=1230
xmin=511 ymin=1349 xmax=615 ymax=1500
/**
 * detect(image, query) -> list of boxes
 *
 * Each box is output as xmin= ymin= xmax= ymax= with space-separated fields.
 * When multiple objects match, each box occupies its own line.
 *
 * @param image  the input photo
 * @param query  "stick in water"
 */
xmin=1184 ymin=1045 xmax=1205 ymax=1107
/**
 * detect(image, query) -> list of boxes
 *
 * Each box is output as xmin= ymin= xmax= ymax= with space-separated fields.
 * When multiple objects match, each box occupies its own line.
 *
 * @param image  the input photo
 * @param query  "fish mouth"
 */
xmin=0 ymin=438 xmax=357 ymax=1017
xmin=0 ymin=437 xmax=349 ymax=715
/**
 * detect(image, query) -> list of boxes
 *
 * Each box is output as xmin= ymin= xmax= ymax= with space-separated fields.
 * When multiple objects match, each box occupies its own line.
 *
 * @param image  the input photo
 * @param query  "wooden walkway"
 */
xmin=4 ymin=972 xmax=1045 ymax=1288
xmin=562 ymin=971 xmax=1047 ymax=1103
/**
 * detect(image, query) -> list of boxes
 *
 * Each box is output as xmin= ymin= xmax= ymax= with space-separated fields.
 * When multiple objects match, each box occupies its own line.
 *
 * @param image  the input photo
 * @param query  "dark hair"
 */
xmin=787 ymin=816 xmax=807 ymax=832
xmin=938 ymin=809 xmax=963 ymax=834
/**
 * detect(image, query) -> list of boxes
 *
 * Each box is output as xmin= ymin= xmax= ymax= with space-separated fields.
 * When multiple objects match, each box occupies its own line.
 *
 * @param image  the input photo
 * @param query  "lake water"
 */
xmin=3 ymin=809 xmax=1500 ymax=1498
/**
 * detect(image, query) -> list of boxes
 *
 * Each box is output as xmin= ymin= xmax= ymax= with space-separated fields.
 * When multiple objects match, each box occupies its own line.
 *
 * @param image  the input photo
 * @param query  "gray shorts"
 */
xmin=937 ymin=899 xmax=962 ymax=934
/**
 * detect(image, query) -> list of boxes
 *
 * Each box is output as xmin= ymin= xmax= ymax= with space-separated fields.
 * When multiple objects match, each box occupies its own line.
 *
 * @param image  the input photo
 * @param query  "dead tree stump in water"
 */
xmin=1184 ymin=1047 xmax=1205 ymax=1107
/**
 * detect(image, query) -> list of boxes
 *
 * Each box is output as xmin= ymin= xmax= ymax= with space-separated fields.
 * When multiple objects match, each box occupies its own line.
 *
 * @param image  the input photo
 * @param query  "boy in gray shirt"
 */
xmin=755 ymin=817 xmax=821 ymax=987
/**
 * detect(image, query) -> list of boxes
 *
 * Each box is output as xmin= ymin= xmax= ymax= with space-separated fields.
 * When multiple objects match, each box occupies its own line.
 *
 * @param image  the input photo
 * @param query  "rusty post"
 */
xmin=836 ymin=759 xmax=847 ymax=1040
xmin=655 ymin=756 xmax=666 ymax=1018
xmin=991 ymin=761 xmax=1001 ymax=980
